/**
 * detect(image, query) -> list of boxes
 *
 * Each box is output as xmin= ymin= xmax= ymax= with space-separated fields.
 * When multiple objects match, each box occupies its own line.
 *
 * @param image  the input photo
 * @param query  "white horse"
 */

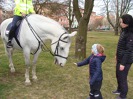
xmin=0 ymin=14 xmax=76 ymax=85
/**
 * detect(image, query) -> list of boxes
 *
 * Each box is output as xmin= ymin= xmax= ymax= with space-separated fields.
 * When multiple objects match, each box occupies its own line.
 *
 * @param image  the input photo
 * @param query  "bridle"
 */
xmin=25 ymin=16 xmax=69 ymax=60
xmin=51 ymin=32 xmax=69 ymax=60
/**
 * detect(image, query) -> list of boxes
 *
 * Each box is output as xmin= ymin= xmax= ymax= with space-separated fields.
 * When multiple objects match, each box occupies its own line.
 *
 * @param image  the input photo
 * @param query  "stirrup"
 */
xmin=6 ymin=42 xmax=13 ymax=48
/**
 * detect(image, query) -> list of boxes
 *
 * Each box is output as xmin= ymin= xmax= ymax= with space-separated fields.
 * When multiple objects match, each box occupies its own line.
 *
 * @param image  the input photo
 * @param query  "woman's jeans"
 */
xmin=8 ymin=15 xmax=23 ymax=41
xmin=116 ymin=62 xmax=132 ymax=98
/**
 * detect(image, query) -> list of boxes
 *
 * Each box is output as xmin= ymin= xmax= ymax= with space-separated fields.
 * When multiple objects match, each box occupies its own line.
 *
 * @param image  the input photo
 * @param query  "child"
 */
xmin=74 ymin=44 xmax=106 ymax=99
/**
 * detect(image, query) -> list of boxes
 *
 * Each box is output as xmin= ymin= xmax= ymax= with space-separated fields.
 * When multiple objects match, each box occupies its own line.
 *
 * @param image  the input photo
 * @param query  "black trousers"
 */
xmin=116 ymin=62 xmax=132 ymax=98
xmin=8 ymin=15 xmax=23 ymax=41
xmin=89 ymin=81 xmax=103 ymax=99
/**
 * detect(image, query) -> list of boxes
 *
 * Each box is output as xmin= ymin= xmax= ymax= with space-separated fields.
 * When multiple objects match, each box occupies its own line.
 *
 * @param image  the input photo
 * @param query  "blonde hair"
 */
xmin=97 ymin=44 xmax=105 ymax=54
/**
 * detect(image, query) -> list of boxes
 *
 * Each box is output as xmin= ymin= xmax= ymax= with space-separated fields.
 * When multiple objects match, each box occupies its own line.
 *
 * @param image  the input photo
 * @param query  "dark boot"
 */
xmin=6 ymin=28 xmax=15 ymax=48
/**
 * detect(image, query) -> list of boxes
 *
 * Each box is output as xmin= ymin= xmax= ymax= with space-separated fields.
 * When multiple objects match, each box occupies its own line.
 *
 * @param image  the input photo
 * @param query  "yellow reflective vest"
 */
xmin=14 ymin=0 xmax=35 ymax=16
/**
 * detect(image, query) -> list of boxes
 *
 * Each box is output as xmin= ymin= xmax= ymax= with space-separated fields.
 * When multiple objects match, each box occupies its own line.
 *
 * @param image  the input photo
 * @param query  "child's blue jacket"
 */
xmin=77 ymin=54 xmax=106 ymax=85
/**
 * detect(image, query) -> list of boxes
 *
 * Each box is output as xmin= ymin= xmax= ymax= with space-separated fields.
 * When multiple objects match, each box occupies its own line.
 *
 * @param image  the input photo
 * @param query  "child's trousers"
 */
xmin=89 ymin=81 xmax=103 ymax=99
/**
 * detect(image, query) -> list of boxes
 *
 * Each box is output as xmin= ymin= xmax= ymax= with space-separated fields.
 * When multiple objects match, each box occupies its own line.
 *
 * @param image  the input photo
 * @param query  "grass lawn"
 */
xmin=0 ymin=31 xmax=133 ymax=99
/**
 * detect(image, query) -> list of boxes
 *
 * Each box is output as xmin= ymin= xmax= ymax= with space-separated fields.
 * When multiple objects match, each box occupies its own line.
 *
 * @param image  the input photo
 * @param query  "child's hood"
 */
xmin=96 ymin=55 xmax=106 ymax=62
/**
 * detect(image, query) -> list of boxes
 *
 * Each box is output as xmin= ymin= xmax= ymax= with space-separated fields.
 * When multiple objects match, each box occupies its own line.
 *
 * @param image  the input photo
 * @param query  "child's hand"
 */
xmin=74 ymin=63 xmax=77 ymax=66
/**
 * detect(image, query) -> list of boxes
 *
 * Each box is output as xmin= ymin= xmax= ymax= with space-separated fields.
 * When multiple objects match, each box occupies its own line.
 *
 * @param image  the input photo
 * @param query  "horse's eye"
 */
xmin=60 ymin=47 xmax=64 ymax=50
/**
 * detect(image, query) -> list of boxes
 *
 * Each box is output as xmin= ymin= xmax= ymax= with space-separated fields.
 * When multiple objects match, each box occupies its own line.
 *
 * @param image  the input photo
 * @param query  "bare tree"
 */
xmin=34 ymin=0 xmax=62 ymax=15
xmin=73 ymin=0 xmax=94 ymax=59
xmin=67 ymin=0 xmax=74 ymax=33
xmin=89 ymin=16 xmax=104 ymax=30
xmin=34 ymin=0 xmax=44 ymax=14
xmin=59 ymin=0 xmax=74 ymax=32
xmin=103 ymin=0 xmax=133 ymax=35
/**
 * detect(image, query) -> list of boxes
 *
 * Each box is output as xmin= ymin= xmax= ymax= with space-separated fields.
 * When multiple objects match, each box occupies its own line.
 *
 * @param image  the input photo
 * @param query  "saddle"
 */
xmin=5 ymin=20 xmax=22 ymax=48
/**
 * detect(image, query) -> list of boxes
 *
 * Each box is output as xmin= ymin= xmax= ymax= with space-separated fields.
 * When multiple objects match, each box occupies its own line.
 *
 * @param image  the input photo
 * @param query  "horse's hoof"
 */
xmin=32 ymin=76 xmax=38 ymax=82
xmin=10 ymin=68 xmax=15 ymax=73
xmin=25 ymin=81 xmax=31 ymax=86
xmin=32 ymin=78 xmax=38 ymax=82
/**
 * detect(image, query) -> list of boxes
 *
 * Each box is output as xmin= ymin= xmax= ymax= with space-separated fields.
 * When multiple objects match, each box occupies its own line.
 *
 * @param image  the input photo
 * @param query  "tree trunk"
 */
xmin=68 ymin=20 xmax=72 ymax=33
xmin=114 ymin=27 xmax=119 ymax=35
xmin=73 ymin=0 xmax=94 ymax=59
xmin=75 ymin=18 xmax=88 ymax=59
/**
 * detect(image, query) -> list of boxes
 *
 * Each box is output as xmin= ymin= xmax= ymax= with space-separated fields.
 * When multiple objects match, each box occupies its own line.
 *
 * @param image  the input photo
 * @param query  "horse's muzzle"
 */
xmin=54 ymin=58 xmax=64 ymax=67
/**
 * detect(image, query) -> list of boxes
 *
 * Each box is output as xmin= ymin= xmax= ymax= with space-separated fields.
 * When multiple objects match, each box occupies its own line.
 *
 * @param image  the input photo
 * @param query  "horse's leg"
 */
xmin=23 ymin=48 xmax=31 ymax=85
xmin=32 ymin=48 xmax=42 ymax=82
xmin=5 ymin=44 xmax=15 ymax=72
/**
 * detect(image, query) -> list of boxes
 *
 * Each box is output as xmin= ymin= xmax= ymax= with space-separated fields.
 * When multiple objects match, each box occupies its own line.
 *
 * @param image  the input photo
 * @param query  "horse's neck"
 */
xmin=34 ymin=25 xmax=65 ymax=41
xmin=37 ymin=30 xmax=59 ymax=41
xmin=26 ymin=14 xmax=66 ymax=41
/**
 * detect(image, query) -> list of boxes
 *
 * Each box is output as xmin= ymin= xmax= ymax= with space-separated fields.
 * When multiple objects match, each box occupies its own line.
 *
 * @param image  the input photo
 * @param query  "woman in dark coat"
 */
xmin=113 ymin=14 xmax=133 ymax=99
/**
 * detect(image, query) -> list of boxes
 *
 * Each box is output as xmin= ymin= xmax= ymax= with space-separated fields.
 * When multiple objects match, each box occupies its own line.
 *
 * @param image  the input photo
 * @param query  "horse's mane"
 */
xmin=27 ymin=14 xmax=66 ymax=31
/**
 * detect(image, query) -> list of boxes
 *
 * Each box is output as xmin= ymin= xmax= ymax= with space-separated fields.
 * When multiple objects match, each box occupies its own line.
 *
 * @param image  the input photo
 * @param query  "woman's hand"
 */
xmin=119 ymin=64 xmax=125 ymax=71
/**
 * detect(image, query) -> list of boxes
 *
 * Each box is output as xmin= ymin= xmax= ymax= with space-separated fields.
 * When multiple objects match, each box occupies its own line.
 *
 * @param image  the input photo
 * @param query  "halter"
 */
xmin=25 ymin=16 xmax=68 ymax=60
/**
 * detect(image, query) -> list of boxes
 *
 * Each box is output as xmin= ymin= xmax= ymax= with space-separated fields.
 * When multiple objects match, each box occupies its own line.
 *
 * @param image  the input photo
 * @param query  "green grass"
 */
xmin=0 ymin=31 xmax=133 ymax=99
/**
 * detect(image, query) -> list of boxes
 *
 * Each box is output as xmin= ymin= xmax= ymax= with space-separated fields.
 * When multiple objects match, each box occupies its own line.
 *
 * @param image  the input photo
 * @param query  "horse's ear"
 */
xmin=69 ymin=31 xmax=77 ymax=37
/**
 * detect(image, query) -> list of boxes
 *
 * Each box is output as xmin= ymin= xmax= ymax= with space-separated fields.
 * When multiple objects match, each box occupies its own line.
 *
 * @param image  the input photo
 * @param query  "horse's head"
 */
xmin=51 ymin=31 xmax=77 ymax=66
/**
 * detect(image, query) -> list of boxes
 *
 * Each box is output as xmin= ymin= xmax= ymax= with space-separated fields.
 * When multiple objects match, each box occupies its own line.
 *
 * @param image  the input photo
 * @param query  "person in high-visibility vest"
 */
xmin=7 ymin=0 xmax=35 ymax=48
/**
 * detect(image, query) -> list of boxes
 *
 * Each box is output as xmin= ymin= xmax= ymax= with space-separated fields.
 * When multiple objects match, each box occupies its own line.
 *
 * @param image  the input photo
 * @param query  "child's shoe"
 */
xmin=112 ymin=90 xmax=120 ymax=95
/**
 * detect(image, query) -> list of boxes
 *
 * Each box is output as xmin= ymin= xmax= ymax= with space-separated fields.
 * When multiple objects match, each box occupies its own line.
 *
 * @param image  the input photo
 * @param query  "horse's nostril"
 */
xmin=60 ymin=63 xmax=64 ymax=67
xmin=54 ymin=58 xmax=58 ymax=64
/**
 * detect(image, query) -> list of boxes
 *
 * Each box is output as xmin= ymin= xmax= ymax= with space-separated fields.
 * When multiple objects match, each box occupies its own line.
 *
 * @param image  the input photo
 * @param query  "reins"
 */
xmin=25 ymin=16 xmax=51 ymax=55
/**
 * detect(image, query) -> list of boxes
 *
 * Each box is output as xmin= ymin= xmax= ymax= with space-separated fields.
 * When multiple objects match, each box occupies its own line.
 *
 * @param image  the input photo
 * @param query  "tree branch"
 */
xmin=73 ymin=0 xmax=82 ymax=23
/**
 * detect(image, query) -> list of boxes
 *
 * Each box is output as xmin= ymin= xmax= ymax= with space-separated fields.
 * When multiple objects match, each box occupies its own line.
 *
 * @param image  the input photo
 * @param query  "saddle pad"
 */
xmin=5 ymin=23 xmax=20 ymax=37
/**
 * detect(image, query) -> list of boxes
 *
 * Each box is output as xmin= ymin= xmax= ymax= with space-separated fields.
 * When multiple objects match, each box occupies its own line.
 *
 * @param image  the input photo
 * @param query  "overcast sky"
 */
xmin=93 ymin=0 xmax=104 ymax=15
xmin=93 ymin=0 xmax=133 ymax=15
xmin=0 ymin=0 xmax=103 ymax=13
xmin=0 ymin=0 xmax=14 ymax=11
